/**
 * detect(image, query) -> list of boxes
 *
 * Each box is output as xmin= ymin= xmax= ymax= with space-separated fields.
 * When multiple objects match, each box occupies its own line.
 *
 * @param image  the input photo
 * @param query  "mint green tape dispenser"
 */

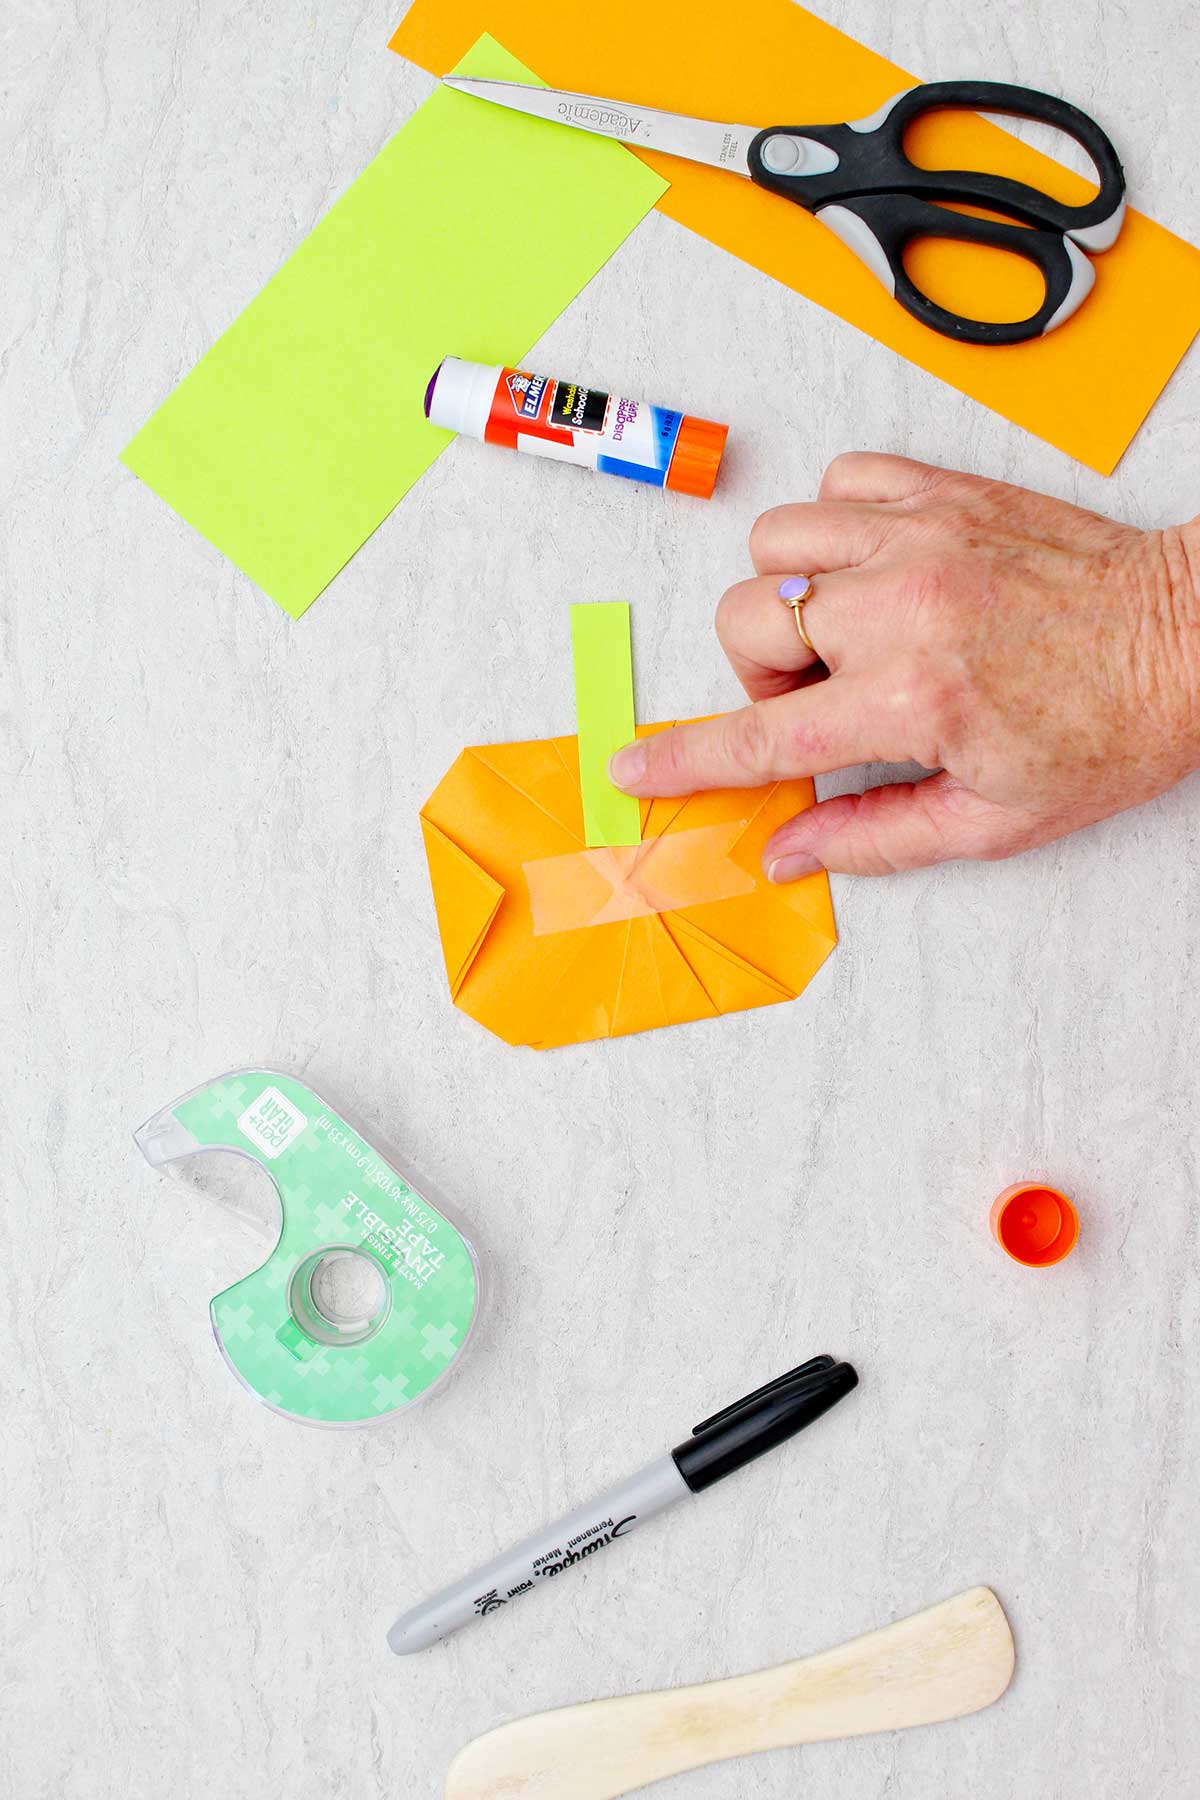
xmin=134 ymin=1070 xmax=481 ymax=1428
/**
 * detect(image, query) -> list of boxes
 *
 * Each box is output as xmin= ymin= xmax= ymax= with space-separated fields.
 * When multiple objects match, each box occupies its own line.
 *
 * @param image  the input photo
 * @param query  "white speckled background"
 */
xmin=5 ymin=1 xmax=1200 ymax=1795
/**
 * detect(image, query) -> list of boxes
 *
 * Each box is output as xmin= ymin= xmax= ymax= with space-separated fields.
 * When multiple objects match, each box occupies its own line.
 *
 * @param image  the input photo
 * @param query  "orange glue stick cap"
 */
xmin=665 ymin=415 xmax=729 ymax=499
xmin=989 ymin=1182 xmax=1079 ymax=1267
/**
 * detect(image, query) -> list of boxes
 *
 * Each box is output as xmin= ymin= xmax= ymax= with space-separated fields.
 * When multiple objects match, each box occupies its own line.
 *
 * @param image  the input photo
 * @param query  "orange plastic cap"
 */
xmin=665 ymin=415 xmax=728 ymax=500
xmin=989 ymin=1182 xmax=1079 ymax=1267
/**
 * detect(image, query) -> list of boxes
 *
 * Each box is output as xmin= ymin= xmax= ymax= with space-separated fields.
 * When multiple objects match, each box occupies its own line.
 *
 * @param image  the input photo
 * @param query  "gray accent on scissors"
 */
xmin=815 ymin=204 xmax=897 ymax=294
xmin=847 ymin=88 xmax=918 ymax=133
xmin=442 ymin=75 xmax=757 ymax=175
xmin=1044 ymin=236 xmax=1096 ymax=332
xmin=1068 ymin=193 xmax=1127 ymax=253
xmin=759 ymin=133 xmax=840 ymax=177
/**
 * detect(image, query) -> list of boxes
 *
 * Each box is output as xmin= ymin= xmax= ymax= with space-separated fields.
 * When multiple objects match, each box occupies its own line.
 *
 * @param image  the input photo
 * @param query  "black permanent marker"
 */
xmin=387 ymin=1355 xmax=857 ymax=1653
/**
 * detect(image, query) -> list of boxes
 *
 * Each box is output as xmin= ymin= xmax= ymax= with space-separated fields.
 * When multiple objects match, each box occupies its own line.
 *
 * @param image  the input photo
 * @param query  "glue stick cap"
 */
xmin=425 ymin=356 xmax=502 ymax=440
xmin=989 ymin=1182 xmax=1079 ymax=1267
xmin=665 ymin=414 xmax=729 ymax=499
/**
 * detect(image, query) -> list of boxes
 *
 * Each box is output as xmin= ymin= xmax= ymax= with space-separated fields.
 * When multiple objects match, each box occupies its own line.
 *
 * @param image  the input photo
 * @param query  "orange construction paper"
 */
xmin=390 ymin=0 xmax=1200 ymax=473
xmin=421 ymin=723 xmax=837 ymax=1048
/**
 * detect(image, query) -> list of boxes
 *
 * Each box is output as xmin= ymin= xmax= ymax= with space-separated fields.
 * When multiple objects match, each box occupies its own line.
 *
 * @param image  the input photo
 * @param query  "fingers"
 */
xmin=748 ymin=498 xmax=900 ymax=577
xmin=609 ymin=679 xmax=907 ymax=798
xmin=750 ymin=455 xmax=977 ymax=579
xmin=816 ymin=451 xmax=956 ymax=505
xmin=728 ymin=456 xmax=979 ymax=704
xmin=763 ymin=772 xmax=1036 ymax=877
xmin=716 ymin=565 xmax=896 ymax=699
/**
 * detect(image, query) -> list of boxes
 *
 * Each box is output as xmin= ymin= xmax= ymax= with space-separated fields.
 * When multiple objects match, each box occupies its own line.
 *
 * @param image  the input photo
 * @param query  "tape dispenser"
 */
xmin=135 ymin=1070 xmax=481 ymax=1427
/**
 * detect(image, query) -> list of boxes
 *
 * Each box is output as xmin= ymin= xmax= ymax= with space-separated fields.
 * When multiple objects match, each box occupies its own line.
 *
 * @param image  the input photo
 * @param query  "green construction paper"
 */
xmin=120 ymin=36 xmax=668 ymax=618
xmin=571 ymin=602 xmax=641 ymax=848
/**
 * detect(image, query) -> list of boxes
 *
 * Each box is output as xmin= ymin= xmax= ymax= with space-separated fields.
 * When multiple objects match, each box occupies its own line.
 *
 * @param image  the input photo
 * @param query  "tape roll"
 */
xmin=135 ymin=1070 xmax=480 ymax=1426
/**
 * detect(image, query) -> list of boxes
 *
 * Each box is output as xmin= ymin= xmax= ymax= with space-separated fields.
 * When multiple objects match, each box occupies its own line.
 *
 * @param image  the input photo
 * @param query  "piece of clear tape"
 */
xmin=524 ymin=821 xmax=756 ymax=936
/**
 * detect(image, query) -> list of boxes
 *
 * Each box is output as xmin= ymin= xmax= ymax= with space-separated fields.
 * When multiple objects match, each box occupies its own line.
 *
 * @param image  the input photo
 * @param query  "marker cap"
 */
xmin=670 ymin=1355 xmax=857 ymax=1492
xmin=989 ymin=1182 xmax=1079 ymax=1267
xmin=665 ymin=414 xmax=729 ymax=499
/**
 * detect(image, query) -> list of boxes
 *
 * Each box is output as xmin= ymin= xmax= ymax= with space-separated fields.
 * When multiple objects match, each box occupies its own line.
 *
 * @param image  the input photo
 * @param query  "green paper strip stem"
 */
xmin=571 ymin=602 xmax=642 ymax=848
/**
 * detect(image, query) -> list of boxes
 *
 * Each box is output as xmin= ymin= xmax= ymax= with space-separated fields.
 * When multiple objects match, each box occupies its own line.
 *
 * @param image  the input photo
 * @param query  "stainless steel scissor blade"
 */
xmin=441 ymin=76 xmax=757 ymax=175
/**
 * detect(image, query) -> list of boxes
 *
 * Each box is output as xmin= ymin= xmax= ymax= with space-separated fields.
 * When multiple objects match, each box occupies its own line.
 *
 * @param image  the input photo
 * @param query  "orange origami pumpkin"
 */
xmin=420 ymin=720 xmax=836 ymax=1049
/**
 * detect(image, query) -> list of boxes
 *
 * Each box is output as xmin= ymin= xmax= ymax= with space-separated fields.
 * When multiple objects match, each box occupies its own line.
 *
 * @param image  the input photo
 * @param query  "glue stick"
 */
xmin=424 ymin=357 xmax=728 ymax=499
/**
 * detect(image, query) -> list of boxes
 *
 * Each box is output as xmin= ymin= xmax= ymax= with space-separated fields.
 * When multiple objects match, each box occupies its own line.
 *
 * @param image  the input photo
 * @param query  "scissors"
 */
xmin=443 ymin=75 xmax=1126 ymax=346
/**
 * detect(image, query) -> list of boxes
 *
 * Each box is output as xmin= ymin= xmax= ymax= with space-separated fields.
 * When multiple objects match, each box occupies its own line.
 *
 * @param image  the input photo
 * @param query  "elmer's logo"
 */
xmin=505 ymin=370 xmax=546 ymax=420
xmin=238 ymin=1087 xmax=308 ymax=1160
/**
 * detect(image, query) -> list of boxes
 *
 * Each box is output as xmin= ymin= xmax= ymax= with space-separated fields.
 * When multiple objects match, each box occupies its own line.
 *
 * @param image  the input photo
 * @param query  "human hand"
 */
xmin=609 ymin=455 xmax=1200 ymax=877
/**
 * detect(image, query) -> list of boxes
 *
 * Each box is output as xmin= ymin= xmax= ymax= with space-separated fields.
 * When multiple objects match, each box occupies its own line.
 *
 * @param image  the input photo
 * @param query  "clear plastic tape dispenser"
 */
xmin=134 ymin=1070 xmax=481 ymax=1427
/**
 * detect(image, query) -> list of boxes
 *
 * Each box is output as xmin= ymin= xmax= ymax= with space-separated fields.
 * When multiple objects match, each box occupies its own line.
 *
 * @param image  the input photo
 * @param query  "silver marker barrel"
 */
xmin=387 ymin=1456 xmax=686 ymax=1654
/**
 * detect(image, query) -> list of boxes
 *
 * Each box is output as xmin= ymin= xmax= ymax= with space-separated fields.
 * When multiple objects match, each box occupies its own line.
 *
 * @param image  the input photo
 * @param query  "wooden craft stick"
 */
xmin=445 ymin=1586 xmax=1015 ymax=1799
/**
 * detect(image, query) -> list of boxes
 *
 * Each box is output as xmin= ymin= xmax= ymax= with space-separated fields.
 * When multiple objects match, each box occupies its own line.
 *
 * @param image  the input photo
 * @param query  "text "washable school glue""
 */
xmin=424 ymin=358 xmax=728 ymax=499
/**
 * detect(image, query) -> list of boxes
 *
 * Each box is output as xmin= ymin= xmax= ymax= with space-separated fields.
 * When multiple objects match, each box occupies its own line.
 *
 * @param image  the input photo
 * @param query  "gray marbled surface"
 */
xmin=5 ymin=1 xmax=1200 ymax=1795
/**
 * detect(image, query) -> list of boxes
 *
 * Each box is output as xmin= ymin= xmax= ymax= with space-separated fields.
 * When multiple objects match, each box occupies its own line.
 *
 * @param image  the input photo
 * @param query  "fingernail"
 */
xmin=778 ymin=576 xmax=814 ymax=601
xmin=767 ymin=852 xmax=823 ymax=883
xmin=609 ymin=743 xmax=646 ymax=790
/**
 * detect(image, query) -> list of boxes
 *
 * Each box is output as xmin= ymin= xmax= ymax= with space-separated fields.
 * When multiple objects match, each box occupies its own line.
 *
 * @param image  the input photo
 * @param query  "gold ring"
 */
xmin=779 ymin=576 xmax=816 ymax=654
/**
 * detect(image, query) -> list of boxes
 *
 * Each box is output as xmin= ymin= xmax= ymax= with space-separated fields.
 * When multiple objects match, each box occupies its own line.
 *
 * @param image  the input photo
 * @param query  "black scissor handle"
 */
xmin=748 ymin=80 xmax=1126 ymax=242
xmin=819 ymin=192 xmax=1096 ymax=345
xmin=746 ymin=79 xmax=1126 ymax=343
